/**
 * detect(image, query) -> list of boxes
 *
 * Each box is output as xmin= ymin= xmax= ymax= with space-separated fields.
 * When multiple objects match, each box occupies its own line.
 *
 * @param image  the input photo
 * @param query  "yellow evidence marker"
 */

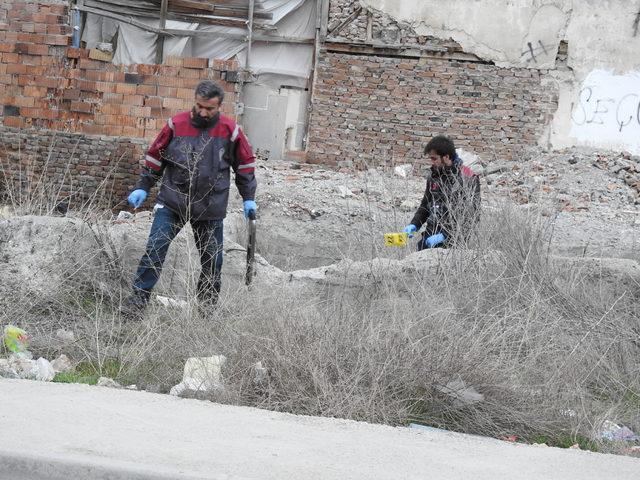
xmin=384 ymin=232 xmax=408 ymax=247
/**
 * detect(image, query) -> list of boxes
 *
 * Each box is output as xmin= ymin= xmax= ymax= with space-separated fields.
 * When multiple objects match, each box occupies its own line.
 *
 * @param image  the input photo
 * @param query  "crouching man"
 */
xmin=403 ymin=135 xmax=480 ymax=250
xmin=122 ymin=80 xmax=257 ymax=317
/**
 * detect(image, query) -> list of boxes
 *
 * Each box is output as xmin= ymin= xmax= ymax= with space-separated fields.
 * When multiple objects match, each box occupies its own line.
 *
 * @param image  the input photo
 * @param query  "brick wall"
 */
xmin=0 ymin=0 xmax=240 ymax=209
xmin=307 ymin=53 xmax=558 ymax=168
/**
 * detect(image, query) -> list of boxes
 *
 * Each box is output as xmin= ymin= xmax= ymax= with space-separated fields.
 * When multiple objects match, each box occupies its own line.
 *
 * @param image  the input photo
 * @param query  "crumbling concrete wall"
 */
xmin=0 ymin=0 xmax=240 ymax=208
xmin=307 ymin=54 xmax=557 ymax=167
xmin=361 ymin=0 xmax=640 ymax=154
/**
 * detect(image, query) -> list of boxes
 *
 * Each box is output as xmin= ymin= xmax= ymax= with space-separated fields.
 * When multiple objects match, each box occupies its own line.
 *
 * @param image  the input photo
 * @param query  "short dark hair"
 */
xmin=195 ymin=80 xmax=225 ymax=103
xmin=424 ymin=135 xmax=456 ymax=159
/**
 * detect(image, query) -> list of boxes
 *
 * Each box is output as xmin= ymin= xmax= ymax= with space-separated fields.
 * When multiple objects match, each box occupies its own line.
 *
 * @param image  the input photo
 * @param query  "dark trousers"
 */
xmin=132 ymin=206 xmax=223 ymax=302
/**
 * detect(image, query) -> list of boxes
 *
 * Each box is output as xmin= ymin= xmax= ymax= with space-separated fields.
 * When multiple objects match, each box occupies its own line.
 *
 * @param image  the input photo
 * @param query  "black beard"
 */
xmin=190 ymin=110 xmax=219 ymax=129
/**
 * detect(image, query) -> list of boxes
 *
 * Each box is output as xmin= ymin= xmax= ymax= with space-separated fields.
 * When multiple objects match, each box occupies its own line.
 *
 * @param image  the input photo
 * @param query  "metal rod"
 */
xmin=245 ymin=0 xmax=255 ymax=70
xmin=155 ymin=0 xmax=168 ymax=64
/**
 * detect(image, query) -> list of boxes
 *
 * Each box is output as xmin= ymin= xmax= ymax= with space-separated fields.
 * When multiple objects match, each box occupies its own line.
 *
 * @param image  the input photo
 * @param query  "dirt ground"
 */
xmin=234 ymin=147 xmax=640 ymax=270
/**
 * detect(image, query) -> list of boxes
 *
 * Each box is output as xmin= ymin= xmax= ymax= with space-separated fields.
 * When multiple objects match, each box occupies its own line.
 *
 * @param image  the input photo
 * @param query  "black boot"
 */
xmin=197 ymin=279 xmax=220 ymax=313
xmin=120 ymin=290 xmax=149 ymax=319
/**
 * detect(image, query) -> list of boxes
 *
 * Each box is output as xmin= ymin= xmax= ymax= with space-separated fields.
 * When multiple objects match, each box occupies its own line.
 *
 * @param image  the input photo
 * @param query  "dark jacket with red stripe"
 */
xmin=134 ymin=111 xmax=257 ymax=221
xmin=410 ymin=157 xmax=480 ymax=244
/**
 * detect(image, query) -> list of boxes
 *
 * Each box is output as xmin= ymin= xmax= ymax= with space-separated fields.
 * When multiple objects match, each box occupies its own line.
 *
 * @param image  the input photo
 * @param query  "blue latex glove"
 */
xmin=243 ymin=199 xmax=257 ymax=218
xmin=403 ymin=224 xmax=417 ymax=238
xmin=425 ymin=232 xmax=446 ymax=248
xmin=127 ymin=189 xmax=147 ymax=208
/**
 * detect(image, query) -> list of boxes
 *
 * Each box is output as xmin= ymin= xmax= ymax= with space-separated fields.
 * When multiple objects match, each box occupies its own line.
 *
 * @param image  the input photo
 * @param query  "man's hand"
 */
xmin=243 ymin=200 xmax=257 ymax=218
xmin=127 ymin=189 xmax=147 ymax=209
xmin=403 ymin=224 xmax=417 ymax=238
xmin=425 ymin=233 xmax=445 ymax=248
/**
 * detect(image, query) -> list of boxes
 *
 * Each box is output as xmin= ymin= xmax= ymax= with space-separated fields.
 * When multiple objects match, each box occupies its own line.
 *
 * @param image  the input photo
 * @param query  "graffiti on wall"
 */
xmin=570 ymin=70 xmax=640 ymax=154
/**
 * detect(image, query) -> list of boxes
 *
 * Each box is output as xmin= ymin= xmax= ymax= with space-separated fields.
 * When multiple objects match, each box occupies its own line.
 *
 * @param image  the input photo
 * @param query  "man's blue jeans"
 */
xmin=132 ymin=206 xmax=223 ymax=302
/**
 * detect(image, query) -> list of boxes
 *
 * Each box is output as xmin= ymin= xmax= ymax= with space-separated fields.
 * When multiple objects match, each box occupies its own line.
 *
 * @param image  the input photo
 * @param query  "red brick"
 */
xmin=37 ymin=77 xmax=62 ymax=89
xmin=105 ymin=125 xmax=124 ymax=136
xmin=144 ymin=96 xmax=163 ymax=108
xmin=83 ymin=70 xmax=108 ymax=82
xmin=182 ymin=57 xmax=208 ymax=69
xmin=95 ymin=81 xmax=115 ymax=93
xmin=27 ymin=44 xmax=49 ymax=56
xmin=103 ymin=92 xmax=124 ymax=104
xmin=47 ymin=25 xmax=72 ymax=35
xmin=158 ymin=66 xmax=179 ymax=76
xmin=62 ymin=88 xmax=81 ymax=100
xmin=130 ymin=106 xmax=151 ymax=117
xmin=120 ymin=126 xmax=140 ymax=137
xmin=78 ymin=58 xmax=105 ymax=70
xmin=25 ymin=65 xmax=46 ymax=75
xmin=100 ymin=104 xmax=130 ymax=116
xmin=10 ymin=95 xmax=34 ymax=108
xmin=17 ymin=33 xmax=44 ymax=43
xmin=135 ymin=64 xmax=159 ymax=75
xmin=6 ymin=63 xmax=28 ymax=74
xmin=156 ymin=76 xmax=182 ymax=87
xmin=136 ymin=84 xmax=156 ymax=95
xmin=66 ymin=47 xmax=88 ymax=59
xmin=21 ymin=107 xmax=59 ymax=120
xmin=123 ymin=94 xmax=144 ymax=106
xmin=70 ymin=101 xmax=93 ymax=113
xmin=0 ymin=43 xmax=14 ymax=52
xmin=77 ymin=124 xmax=103 ymax=136
xmin=114 ymin=83 xmax=137 ymax=95
xmin=157 ymin=86 xmax=177 ymax=97
xmin=175 ymin=87 xmax=194 ymax=100
xmin=1 ymin=52 xmax=19 ymax=62
xmin=0 ymin=74 xmax=12 ymax=85
xmin=3 ymin=116 xmax=25 ymax=128
xmin=180 ymin=78 xmax=200 ymax=89
xmin=23 ymin=85 xmax=47 ymax=98
xmin=162 ymin=97 xmax=186 ymax=109
xmin=164 ymin=56 xmax=183 ymax=67
xmin=48 ymin=5 xmax=68 ymax=16
xmin=43 ymin=34 xmax=69 ymax=46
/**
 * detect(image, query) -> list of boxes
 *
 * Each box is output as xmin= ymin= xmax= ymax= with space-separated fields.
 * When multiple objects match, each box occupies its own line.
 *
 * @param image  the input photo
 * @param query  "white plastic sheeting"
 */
xmin=82 ymin=0 xmax=316 ymax=88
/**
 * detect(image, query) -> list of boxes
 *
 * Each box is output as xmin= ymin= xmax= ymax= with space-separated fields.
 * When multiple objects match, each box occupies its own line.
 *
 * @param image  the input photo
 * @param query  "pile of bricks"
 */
xmin=0 ymin=1 xmax=238 ymax=139
xmin=0 ymin=0 xmax=240 ymax=210
xmin=306 ymin=53 xmax=558 ymax=168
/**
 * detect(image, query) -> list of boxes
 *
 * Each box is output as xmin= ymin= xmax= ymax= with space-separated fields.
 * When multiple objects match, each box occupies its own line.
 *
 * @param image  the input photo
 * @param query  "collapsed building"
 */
xmin=0 ymin=0 xmax=638 ymax=207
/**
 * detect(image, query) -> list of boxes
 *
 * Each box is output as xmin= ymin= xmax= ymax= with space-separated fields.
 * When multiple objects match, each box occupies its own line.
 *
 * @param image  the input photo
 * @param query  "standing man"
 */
xmin=403 ymin=135 xmax=480 ymax=250
xmin=122 ymin=80 xmax=257 ymax=316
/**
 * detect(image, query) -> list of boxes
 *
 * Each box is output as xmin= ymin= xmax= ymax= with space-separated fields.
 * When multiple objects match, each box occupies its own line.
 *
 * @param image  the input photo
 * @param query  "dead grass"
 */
xmin=0 ymin=149 xmax=638 ymax=452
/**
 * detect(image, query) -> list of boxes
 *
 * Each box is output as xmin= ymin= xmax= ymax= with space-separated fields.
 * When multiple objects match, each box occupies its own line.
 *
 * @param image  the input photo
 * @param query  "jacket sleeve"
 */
xmin=134 ymin=122 xmax=173 ymax=192
xmin=410 ymin=179 xmax=433 ymax=229
xmin=230 ymin=125 xmax=257 ymax=201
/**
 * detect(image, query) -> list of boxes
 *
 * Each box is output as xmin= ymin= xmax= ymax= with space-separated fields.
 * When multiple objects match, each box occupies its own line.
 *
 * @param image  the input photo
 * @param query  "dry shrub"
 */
xmin=1 ymin=147 xmax=638 ymax=448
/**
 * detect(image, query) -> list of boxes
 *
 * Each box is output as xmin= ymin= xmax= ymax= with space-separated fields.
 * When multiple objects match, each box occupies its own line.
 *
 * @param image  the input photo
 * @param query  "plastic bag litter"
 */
xmin=3 ymin=325 xmax=29 ymax=355
xmin=599 ymin=420 xmax=639 ymax=442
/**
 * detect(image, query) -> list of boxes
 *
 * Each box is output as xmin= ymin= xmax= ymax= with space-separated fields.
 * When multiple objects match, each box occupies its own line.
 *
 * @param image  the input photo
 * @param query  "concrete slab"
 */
xmin=0 ymin=379 xmax=638 ymax=479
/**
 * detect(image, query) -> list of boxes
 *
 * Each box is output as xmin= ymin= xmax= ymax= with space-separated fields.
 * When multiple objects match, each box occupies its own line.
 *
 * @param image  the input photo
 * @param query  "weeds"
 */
xmin=1 ymin=141 xmax=639 ymax=454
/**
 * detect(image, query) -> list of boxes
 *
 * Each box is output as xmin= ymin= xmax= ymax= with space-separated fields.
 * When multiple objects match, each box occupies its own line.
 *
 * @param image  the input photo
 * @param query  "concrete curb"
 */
xmin=0 ymin=450 xmax=210 ymax=480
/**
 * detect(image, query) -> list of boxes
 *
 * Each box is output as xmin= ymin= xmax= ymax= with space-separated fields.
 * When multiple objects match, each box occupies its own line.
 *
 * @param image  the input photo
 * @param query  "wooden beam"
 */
xmin=319 ymin=0 xmax=329 ymax=40
xmin=155 ymin=0 xmax=168 ymax=64
xmin=164 ymin=28 xmax=313 ymax=44
xmin=324 ymin=40 xmax=484 ymax=62
xmin=84 ymin=0 xmax=273 ymax=20
xmin=77 ymin=4 xmax=259 ymax=30
xmin=327 ymin=5 xmax=362 ymax=37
